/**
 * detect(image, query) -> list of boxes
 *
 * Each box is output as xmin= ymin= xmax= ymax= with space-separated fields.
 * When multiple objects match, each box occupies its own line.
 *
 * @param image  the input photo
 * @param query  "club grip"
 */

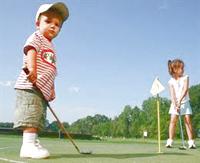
xmin=23 ymin=67 xmax=30 ymax=75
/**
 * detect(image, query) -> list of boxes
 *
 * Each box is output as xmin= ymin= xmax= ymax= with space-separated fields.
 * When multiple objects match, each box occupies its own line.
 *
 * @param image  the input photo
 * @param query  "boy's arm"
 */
xmin=26 ymin=49 xmax=37 ymax=84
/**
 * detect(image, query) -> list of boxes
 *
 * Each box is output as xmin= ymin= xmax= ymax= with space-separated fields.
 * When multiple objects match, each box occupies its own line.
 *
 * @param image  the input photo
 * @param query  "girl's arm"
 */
xmin=169 ymin=83 xmax=177 ymax=107
xmin=26 ymin=49 xmax=37 ymax=84
xmin=177 ymin=76 xmax=189 ymax=106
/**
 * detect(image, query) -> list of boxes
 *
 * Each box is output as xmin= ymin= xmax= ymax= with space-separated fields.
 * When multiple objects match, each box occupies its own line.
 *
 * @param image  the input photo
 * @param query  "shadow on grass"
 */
xmin=50 ymin=152 xmax=189 ymax=160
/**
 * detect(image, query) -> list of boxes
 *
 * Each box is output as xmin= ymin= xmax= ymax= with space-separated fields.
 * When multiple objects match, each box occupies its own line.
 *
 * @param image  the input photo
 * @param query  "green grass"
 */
xmin=0 ymin=134 xmax=199 ymax=163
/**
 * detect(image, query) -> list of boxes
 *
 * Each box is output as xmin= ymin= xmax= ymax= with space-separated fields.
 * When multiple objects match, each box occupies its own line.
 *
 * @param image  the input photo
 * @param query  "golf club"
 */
xmin=46 ymin=103 xmax=92 ymax=154
xmin=178 ymin=113 xmax=187 ymax=150
xmin=23 ymin=67 xmax=92 ymax=154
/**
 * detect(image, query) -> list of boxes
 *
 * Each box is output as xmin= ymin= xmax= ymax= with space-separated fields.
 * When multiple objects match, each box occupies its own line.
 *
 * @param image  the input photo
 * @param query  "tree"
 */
xmin=114 ymin=105 xmax=133 ymax=137
xmin=189 ymin=84 xmax=200 ymax=136
xmin=48 ymin=121 xmax=59 ymax=132
xmin=2 ymin=84 xmax=199 ymax=139
xmin=92 ymin=114 xmax=112 ymax=136
xmin=0 ymin=122 xmax=14 ymax=128
xmin=63 ymin=122 xmax=70 ymax=130
xmin=141 ymin=97 xmax=170 ymax=139
xmin=129 ymin=106 xmax=143 ymax=138
xmin=70 ymin=114 xmax=111 ymax=136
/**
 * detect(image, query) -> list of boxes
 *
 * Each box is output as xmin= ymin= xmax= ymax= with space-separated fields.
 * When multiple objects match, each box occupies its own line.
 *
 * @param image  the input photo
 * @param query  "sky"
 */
xmin=0 ymin=0 xmax=199 ymax=124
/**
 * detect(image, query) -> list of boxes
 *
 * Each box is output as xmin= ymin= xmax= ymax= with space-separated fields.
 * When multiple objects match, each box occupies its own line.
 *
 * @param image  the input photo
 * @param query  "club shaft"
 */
xmin=47 ymin=103 xmax=81 ymax=153
xmin=23 ymin=67 xmax=81 ymax=154
xmin=179 ymin=114 xmax=185 ymax=146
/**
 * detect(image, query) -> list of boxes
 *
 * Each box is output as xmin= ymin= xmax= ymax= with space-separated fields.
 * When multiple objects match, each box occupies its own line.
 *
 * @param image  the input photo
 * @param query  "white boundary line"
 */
xmin=0 ymin=157 xmax=26 ymax=163
xmin=0 ymin=147 xmax=13 ymax=150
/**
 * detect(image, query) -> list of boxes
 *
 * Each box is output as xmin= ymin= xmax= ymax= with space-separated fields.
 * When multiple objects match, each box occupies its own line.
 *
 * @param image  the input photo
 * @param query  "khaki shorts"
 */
xmin=14 ymin=89 xmax=47 ymax=131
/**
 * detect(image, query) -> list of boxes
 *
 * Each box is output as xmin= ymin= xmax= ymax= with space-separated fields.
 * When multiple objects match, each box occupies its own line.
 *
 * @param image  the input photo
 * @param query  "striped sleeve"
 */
xmin=24 ymin=32 xmax=41 ymax=54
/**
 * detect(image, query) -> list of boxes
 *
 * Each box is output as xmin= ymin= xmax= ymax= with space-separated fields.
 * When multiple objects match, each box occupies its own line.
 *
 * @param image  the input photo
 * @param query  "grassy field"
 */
xmin=0 ymin=135 xmax=199 ymax=163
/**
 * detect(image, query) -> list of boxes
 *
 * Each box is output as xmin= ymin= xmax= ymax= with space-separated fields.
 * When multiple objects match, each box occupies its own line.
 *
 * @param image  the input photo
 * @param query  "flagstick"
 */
xmin=157 ymin=94 xmax=162 ymax=153
xmin=150 ymin=77 xmax=165 ymax=153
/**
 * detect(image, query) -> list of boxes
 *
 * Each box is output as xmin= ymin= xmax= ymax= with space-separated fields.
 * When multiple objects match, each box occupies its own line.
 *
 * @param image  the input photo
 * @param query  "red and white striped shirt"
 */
xmin=15 ymin=30 xmax=57 ymax=101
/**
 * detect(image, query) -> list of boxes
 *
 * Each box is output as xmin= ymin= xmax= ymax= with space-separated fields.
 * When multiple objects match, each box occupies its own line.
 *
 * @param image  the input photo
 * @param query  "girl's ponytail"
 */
xmin=168 ymin=60 xmax=173 ymax=76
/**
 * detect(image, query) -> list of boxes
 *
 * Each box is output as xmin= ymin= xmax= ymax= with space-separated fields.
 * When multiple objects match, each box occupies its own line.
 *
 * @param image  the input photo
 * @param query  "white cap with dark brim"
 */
xmin=35 ymin=2 xmax=69 ymax=23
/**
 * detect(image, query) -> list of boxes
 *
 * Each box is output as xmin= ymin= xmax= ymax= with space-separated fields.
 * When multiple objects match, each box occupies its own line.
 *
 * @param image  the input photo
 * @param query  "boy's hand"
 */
xmin=49 ymin=88 xmax=55 ymax=101
xmin=23 ymin=67 xmax=37 ymax=84
xmin=27 ymin=69 xmax=37 ymax=84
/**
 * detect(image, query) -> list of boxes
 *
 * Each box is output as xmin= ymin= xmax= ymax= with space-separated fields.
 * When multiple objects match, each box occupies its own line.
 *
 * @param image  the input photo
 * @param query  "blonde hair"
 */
xmin=168 ymin=59 xmax=184 ymax=77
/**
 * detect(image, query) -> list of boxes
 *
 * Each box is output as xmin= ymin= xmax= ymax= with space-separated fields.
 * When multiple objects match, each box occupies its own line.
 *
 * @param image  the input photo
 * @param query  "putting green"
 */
xmin=0 ymin=135 xmax=199 ymax=163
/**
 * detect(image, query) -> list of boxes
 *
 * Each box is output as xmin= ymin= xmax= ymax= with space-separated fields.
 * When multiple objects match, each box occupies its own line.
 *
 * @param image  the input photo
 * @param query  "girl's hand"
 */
xmin=176 ymin=106 xmax=180 ymax=113
xmin=177 ymin=101 xmax=181 ymax=109
xmin=175 ymin=101 xmax=181 ymax=113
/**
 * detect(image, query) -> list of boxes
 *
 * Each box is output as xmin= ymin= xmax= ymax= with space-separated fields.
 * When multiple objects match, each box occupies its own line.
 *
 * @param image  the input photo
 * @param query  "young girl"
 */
xmin=166 ymin=59 xmax=196 ymax=149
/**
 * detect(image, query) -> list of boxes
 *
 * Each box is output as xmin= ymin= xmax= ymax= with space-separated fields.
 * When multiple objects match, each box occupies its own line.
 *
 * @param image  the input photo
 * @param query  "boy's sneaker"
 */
xmin=20 ymin=139 xmax=50 ymax=159
xmin=166 ymin=139 xmax=173 ymax=148
xmin=188 ymin=140 xmax=196 ymax=149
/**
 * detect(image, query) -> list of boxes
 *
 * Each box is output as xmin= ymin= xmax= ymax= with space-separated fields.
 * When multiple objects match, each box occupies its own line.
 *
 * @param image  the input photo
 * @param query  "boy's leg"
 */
xmin=20 ymin=127 xmax=50 ymax=159
xmin=184 ymin=115 xmax=196 ymax=148
xmin=14 ymin=89 xmax=49 ymax=158
xmin=166 ymin=115 xmax=178 ymax=147
xmin=24 ymin=127 xmax=38 ymax=133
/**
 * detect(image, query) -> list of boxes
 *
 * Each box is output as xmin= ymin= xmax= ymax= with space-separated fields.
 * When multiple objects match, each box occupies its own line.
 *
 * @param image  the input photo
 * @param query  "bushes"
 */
xmin=0 ymin=128 xmax=94 ymax=140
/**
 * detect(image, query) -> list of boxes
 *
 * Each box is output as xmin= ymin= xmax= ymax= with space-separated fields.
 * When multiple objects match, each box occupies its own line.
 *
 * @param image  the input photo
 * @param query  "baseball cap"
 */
xmin=35 ymin=2 xmax=69 ymax=23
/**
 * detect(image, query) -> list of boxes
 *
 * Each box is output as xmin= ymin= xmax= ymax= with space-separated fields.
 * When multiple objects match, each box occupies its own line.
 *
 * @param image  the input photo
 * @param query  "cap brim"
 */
xmin=49 ymin=2 xmax=69 ymax=22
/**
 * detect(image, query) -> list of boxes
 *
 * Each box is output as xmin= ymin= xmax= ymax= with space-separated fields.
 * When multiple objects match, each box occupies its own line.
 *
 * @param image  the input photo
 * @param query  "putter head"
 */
xmin=80 ymin=150 xmax=92 ymax=154
xmin=179 ymin=146 xmax=187 ymax=150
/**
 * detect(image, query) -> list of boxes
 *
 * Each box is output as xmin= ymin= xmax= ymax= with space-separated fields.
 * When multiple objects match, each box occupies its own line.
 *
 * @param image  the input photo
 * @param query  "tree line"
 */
xmin=1 ymin=84 xmax=200 ymax=139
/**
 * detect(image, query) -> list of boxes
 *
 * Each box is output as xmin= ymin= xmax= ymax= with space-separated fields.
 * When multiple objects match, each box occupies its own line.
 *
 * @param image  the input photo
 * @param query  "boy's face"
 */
xmin=37 ymin=11 xmax=62 ymax=41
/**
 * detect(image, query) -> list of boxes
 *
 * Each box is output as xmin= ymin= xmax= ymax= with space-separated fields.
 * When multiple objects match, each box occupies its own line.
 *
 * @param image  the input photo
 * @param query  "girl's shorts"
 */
xmin=13 ymin=89 xmax=47 ymax=131
xmin=169 ymin=101 xmax=192 ymax=115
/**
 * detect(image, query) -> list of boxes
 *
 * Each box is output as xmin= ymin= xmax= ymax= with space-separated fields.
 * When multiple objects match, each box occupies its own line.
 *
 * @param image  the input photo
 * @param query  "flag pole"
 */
xmin=157 ymin=94 xmax=161 ymax=153
xmin=150 ymin=77 xmax=164 ymax=153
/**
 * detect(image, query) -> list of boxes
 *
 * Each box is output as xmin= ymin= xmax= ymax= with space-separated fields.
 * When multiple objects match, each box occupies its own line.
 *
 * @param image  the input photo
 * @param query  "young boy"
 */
xmin=14 ymin=2 xmax=69 ymax=159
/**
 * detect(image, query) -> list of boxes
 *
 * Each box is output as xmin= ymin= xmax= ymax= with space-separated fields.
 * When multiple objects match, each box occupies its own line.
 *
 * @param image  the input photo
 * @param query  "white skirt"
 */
xmin=169 ymin=101 xmax=192 ymax=115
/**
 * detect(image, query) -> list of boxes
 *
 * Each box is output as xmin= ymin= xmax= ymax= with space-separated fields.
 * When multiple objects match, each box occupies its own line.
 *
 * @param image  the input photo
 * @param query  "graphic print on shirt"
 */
xmin=40 ymin=49 xmax=56 ymax=67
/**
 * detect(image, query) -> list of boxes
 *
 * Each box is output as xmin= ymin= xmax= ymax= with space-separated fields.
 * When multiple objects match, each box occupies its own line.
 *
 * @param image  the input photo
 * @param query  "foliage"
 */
xmin=189 ymin=84 xmax=200 ymax=135
xmin=0 ymin=122 xmax=13 ymax=128
xmin=1 ymin=84 xmax=200 ymax=139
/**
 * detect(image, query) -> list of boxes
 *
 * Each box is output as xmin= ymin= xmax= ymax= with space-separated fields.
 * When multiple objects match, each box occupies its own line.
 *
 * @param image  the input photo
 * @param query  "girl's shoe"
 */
xmin=166 ymin=139 xmax=173 ymax=148
xmin=188 ymin=140 xmax=196 ymax=149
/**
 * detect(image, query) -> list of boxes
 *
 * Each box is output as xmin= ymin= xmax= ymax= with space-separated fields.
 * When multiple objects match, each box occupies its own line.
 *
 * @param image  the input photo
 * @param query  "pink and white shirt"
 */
xmin=15 ymin=30 xmax=57 ymax=101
